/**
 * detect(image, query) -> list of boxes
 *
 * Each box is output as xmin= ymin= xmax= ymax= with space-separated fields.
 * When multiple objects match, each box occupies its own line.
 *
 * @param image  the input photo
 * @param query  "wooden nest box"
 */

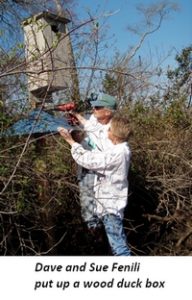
xmin=22 ymin=11 xmax=76 ymax=101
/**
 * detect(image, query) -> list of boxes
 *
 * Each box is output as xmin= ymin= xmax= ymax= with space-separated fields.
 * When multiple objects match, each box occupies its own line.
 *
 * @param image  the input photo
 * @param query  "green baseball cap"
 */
xmin=91 ymin=93 xmax=117 ymax=109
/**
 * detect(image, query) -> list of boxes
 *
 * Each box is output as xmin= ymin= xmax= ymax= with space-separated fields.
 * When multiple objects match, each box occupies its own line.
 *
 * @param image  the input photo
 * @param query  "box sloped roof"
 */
xmin=22 ymin=11 xmax=71 ymax=26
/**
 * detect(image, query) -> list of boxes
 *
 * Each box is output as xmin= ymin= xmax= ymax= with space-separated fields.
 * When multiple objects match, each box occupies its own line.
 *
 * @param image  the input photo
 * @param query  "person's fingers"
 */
xmin=57 ymin=127 xmax=68 ymax=133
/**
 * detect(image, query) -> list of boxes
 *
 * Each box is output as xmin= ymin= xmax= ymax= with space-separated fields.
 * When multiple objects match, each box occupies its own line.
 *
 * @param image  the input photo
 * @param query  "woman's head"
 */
xmin=108 ymin=115 xmax=132 ymax=144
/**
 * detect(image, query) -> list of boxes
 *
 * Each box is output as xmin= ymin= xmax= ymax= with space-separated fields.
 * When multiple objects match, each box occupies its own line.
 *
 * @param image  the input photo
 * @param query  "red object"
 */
xmin=67 ymin=113 xmax=79 ymax=126
xmin=55 ymin=102 xmax=79 ymax=125
xmin=55 ymin=102 xmax=76 ymax=112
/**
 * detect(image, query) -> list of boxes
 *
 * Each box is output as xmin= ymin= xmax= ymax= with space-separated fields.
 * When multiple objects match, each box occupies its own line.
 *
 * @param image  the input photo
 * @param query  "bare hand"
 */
xmin=70 ymin=112 xmax=87 ymax=125
xmin=57 ymin=127 xmax=75 ymax=145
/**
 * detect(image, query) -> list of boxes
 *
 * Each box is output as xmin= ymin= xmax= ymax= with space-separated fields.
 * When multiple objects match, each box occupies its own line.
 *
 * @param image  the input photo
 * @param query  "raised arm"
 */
xmin=72 ymin=112 xmax=88 ymax=126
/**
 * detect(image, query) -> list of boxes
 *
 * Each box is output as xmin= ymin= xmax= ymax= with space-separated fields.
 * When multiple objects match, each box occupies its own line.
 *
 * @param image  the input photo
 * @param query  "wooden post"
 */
xmin=22 ymin=11 xmax=79 ymax=253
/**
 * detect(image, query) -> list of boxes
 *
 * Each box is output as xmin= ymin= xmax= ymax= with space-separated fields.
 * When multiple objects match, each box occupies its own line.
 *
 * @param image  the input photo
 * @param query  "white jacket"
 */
xmin=71 ymin=142 xmax=131 ymax=217
xmin=84 ymin=114 xmax=113 ymax=151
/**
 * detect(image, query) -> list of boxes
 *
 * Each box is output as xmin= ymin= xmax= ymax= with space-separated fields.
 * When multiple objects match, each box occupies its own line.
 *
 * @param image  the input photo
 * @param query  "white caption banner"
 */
xmin=0 ymin=256 xmax=191 ymax=300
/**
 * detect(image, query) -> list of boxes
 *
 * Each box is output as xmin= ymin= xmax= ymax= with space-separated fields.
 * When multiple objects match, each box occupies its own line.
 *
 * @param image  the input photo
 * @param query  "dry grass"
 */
xmin=123 ymin=103 xmax=192 ymax=255
xmin=0 ymin=103 xmax=191 ymax=255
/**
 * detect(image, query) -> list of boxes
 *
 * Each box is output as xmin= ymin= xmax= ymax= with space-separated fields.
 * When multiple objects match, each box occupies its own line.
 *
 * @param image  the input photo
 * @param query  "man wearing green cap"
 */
xmin=73 ymin=93 xmax=117 ymax=231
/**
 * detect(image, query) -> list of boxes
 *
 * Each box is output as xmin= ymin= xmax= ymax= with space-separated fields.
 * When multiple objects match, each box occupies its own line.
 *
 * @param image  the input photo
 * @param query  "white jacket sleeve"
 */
xmin=71 ymin=143 xmax=120 ymax=172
